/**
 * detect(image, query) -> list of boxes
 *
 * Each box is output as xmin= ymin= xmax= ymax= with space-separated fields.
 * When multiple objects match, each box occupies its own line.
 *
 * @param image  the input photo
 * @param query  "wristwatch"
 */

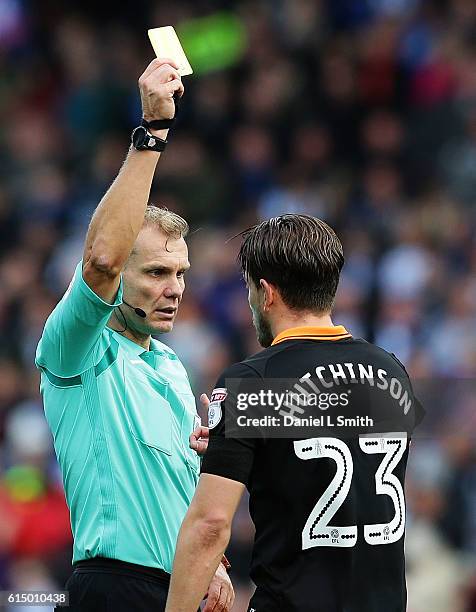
xmin=131 ymin=126 xmax=167 ymax=152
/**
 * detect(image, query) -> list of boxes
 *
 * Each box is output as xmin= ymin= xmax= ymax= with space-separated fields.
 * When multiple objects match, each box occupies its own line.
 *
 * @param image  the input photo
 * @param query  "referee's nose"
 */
xmin=163 ymin=277 xmax=183 ymax=301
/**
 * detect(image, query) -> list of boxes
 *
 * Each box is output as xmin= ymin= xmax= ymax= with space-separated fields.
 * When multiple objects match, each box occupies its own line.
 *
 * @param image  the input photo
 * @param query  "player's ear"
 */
xmin=260 ymin=279 xmax=274 ymax=311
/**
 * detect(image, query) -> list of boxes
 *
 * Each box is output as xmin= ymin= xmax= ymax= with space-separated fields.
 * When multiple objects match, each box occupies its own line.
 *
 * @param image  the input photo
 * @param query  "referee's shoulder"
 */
xmin=153 ymin=338 xmax=179 ymax=359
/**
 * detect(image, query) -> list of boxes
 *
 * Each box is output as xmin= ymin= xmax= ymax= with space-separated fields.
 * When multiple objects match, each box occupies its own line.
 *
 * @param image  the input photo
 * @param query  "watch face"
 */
xmin=132 ymin=126 xmax=147 ymax=148
xmin=132 ymin=125 xmax=166 ymax=152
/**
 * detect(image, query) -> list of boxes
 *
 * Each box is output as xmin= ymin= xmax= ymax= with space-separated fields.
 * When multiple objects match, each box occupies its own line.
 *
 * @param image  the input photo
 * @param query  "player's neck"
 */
xmin=271 ymin=312 xmax=335 ymax=338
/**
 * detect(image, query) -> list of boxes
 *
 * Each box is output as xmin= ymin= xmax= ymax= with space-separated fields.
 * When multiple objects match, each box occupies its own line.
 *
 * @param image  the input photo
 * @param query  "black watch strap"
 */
xmin=131 ymin=126 xmax=168 ymax=152
xmin=141 ymin=92 xmax=181 ymax=130
xmin=141 ymin=117 xmax=174 ymax=130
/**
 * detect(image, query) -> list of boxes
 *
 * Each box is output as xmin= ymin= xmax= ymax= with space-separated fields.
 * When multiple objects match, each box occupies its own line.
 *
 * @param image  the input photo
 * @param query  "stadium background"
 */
xmin=1 ymin=0 xmax=476 ymax=609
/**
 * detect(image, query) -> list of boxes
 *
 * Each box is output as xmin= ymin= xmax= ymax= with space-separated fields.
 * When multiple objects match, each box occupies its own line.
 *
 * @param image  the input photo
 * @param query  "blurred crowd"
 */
xmin=1 ymin=0 xmax=476 ymax=610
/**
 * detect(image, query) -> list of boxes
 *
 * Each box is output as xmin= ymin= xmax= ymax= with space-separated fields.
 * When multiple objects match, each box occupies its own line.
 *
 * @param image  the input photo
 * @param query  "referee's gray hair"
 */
xmin=142 ymin=205 xmax=189 ymax=239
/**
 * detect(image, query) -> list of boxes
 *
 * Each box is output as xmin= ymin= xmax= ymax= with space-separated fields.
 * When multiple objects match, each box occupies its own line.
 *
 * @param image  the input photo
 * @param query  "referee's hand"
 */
xmin=189 ymin=394 xmax=210 ymax=455
xmin=202 ymin=562 xmax=235 ymax=612
xmin=138 ymin=57 xmax=184 ymax=123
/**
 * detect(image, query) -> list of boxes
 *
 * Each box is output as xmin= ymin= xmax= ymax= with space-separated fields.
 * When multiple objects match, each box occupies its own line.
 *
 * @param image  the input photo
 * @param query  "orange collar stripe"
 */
xmin=271 ymin=325 xmax=351 ymax=346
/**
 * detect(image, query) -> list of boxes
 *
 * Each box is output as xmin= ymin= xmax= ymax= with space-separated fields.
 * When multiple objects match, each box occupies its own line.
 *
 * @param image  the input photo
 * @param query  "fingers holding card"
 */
xmin=148 ymin=26 xmax=193 ymax=77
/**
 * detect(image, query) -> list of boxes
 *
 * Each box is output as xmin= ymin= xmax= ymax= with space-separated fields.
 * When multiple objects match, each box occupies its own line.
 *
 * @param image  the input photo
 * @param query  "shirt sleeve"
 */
xmin=201 ymin=362 xmax=261 ymax=487
xmin=35 ymin=261 xmax=123 ymax=377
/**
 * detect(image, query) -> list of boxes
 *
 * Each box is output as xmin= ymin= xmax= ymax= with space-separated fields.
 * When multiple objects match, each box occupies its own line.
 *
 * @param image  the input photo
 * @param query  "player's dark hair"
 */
xmin=238 ymin=214 xmax=344 ymax=313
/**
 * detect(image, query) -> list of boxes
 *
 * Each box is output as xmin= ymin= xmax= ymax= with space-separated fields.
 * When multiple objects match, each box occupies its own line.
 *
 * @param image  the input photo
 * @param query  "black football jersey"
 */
xmin=201 ymin=326 xmax=424 ymax=612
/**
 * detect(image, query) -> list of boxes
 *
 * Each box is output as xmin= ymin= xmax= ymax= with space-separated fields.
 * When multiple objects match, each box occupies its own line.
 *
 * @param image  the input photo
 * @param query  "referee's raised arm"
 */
xmin=36 ymin=58 xmax=184 ymax=378
xmin=82 ymin=57 xmax=184 ymax=303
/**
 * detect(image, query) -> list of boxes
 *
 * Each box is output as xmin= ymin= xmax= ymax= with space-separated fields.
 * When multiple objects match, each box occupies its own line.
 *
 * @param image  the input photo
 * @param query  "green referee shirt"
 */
xmin=35 ymin=262 xmax=200 ymax=572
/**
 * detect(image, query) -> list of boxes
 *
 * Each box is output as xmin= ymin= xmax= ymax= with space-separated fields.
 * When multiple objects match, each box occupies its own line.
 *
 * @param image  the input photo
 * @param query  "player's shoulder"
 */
xmin=244 ymin=336 xmax=411 ymax=379
xmin=229 ymin=342 xmax=297 ymax=378
xmin=238 ymin=342 xmax=296 ymax=376
xmin=239 ymin=337 xmax=397 ymax=367
xmin=207 ymin=361 xmax=257 ymax=429
xmin=215 ymin=337 xmax=411 ymax=381
xmin=215 ymin=358 xmax=263 ymax=384
xmin=350 ymin=338 xmax=411 ymax=376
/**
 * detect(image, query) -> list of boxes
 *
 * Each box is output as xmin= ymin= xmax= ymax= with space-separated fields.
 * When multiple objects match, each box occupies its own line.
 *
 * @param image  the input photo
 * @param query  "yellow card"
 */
xmin=148 ymin=26 xmax=193 ymax=76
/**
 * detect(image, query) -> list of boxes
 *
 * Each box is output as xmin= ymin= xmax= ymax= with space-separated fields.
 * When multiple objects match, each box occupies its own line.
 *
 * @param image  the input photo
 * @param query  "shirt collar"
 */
xmin=109 ymin=328 xmax=172 ymax=358
xmin=271 ymin=325 xmax=351 ymax=346
xmin=109 ymin=328 xmax=155 ymax=357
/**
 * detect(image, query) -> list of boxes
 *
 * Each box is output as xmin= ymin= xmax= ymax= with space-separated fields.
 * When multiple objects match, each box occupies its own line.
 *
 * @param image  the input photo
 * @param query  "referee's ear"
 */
xmin=260 ymin=279 xmax=275 ymax=311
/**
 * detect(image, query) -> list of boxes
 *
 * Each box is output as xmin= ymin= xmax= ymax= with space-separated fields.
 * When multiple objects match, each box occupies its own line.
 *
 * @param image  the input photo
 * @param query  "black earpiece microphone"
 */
xmin=122 ymin=300 xmax=147 ymax=318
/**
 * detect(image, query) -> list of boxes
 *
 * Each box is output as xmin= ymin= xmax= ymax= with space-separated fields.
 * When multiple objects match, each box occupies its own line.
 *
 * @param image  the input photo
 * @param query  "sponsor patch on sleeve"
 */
xmin=208 ymin=387 xmax=227 ymax=429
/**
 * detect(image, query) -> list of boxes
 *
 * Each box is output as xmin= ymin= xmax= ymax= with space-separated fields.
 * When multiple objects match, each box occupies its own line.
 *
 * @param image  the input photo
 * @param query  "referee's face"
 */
xmin=122 ymin=226 xmax=190 ymax=335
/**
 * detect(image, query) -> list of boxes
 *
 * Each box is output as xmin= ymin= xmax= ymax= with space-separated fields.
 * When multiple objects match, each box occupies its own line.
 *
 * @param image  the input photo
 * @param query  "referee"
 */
xmin=166 ymin=215 xmax=424 ymax=612
xmin=35 ymin=59 xmax=233 ymax=611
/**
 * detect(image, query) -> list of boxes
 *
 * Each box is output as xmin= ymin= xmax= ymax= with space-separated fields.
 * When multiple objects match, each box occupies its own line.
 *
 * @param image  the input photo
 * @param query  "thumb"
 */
xmin=200 ymin=393 xmax=210 ymax=408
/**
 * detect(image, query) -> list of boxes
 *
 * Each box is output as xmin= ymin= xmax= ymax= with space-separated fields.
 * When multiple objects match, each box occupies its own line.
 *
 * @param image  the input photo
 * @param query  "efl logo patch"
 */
xmin=208 ymin=387 xmax=227 ymax=429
